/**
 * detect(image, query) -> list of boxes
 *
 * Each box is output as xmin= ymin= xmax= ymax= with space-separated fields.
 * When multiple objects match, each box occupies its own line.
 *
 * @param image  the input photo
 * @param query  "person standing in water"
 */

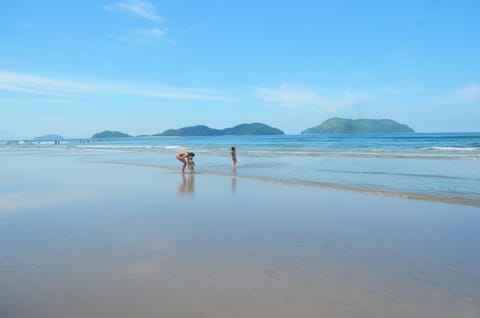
xmin=176 ymin=151 xmax=195 ymax=173
xmin=231 ymin=146 xmax=238 ymax=168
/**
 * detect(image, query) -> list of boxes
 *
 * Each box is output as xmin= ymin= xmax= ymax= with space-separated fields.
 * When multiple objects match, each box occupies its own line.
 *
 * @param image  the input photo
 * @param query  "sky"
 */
xmin=0 ymin=0 xmax=479 ymax=138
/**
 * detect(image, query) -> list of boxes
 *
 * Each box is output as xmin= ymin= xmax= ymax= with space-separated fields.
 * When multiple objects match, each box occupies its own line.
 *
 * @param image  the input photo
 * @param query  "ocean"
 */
xmin=2 ymin=133 xmax=479 ymax=206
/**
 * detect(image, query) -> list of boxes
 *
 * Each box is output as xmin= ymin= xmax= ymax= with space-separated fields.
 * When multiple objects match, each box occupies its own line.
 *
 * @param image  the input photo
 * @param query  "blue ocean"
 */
xmin=2 ymin=133 xmax=479 ymax=206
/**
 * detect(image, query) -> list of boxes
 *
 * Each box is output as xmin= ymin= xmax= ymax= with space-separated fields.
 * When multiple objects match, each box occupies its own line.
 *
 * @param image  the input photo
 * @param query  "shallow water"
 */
xmin=2 ymin=133 xmax=479 ymax=205
xmin=1 ymin=153 xmax=479 ymax=318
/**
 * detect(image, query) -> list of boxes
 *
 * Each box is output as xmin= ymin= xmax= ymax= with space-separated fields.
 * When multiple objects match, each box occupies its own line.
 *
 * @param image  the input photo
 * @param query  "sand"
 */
xmin=0 ymin=153 xmax=479 ymax=318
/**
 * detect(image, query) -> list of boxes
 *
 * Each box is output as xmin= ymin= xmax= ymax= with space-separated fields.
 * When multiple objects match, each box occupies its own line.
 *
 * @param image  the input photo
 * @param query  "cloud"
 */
xmin=455 ymin=84 xmax=480 ymax=103
xmin=0 ymin=71 xmax=98 ymax=95
xmin=254 ymin=85 xmax=371 ymax=112
xmin=0 ymin=71 xmax=225 ymax=101
xmin=104 ymin=0 xmax=163 ymax=23
xmin=132 ymin=28 xmax=165 ymax=38
xmin=118 ymin=27 xmax=171 ymax=44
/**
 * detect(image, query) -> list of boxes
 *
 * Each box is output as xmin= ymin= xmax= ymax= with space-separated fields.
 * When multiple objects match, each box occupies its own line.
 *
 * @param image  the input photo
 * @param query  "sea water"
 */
xmin=1 ymin=133 xmax=479 ymax=206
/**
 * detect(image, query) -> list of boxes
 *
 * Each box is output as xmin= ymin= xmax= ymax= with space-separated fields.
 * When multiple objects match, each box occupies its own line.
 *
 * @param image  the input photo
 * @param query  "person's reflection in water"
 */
xmin=231 ymin=168 xmax=237 ymax=194
xmin=177 ymin=173 xmax=195 ymax=197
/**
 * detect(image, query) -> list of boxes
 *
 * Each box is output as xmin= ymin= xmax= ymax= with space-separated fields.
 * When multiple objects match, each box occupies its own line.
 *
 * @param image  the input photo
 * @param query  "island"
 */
xmin=91 ymin=131 xmax=131 ymax=139
xmin=302 ymin=118 xmax=414 ymax=134
xmin=33 ymin=134 xmax=64 ymax=141
xmin=154 ymin=123 xmax=284 ymax=136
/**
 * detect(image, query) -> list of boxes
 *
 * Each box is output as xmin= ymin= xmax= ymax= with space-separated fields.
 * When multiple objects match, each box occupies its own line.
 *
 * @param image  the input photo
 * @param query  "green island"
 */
xmin=92 ymin=131 xmax=132 ymax=138
xmin=154 ymin=123 xmax=284 ymax=136
xmin=302 ymin=118 xmax=414 ymax=134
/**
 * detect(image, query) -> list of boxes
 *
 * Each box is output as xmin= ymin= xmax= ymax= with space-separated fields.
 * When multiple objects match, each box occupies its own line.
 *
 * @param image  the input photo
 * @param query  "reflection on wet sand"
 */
xmin=0 ymin=191 xmax=88 ymax=215
xmin=177 ymin=173 xmax=195 ymax=196
xmin=232 ymin=168 xmax=237 ymax=194
xmin=2 ymin=154 xmax=480 ymax=318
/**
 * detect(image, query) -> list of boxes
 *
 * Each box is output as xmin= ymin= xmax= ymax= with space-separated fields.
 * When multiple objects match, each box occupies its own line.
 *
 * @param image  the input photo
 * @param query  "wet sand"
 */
xmin=0 ymin=153 xmax=479 ymax=318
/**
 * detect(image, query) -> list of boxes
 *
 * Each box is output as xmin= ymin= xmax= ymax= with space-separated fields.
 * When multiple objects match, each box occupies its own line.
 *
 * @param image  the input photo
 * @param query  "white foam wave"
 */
xmin=164 ymin=145 xmax=186 ymax=150
xmin=422 ymin=146 xmax=480 ymax=152
xmin=246 ymin=150 xmax=480 ymax=160
xmin=39 ymin=141 xmax=69 ymax=145
xmin=76 ymin=145 xmax=152 ymax=149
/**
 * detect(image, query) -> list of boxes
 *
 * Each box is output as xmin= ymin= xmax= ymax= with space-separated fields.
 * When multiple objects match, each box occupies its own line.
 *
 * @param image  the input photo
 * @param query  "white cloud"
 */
xmin=0 ymin=71 xmax=225 ymax=101
xmin=254 ymin=85 xmax=371 ymax=112
xmin=122 ymin=27 xmax=170 ymax=43
xmin=104 ymin=0 xmax=163 ymax=23
xmin=455 ymin=84 xmax=480 ymax=103
xmin=133 ymin=28 xmax=165 ymax=38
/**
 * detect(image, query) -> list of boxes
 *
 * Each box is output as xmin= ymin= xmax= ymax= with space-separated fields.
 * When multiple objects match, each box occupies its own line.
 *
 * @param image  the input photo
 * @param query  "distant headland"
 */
xmin=302 ymin=118 xmax=414 ymax=134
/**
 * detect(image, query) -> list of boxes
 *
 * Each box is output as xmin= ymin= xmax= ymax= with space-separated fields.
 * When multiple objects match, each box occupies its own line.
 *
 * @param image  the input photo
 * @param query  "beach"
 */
xmin=1 ymin=149 xmax=479 ymax=318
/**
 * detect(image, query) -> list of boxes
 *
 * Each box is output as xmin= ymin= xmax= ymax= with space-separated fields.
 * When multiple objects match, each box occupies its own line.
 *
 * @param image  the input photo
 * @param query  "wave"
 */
xmin=75 ymin=145 xmax=187 ymax=151
xmin=421 ymin=146 xmax=480 ymax=152
xmin=315 ymin=168 xmax=480 ymax=181
xmin=38 ymin=141 xmax=69 ymax=145
xmin=246 ymin=150 xmax=480 ymax=160
xmin=164 ymin=145 xmax=187 ymax=150
xmin=2 ymin=140 xmax=480 ymax=160
xmin=76 ymin=145 xmax=154 ymax=149
xmin=2 ymin=144 xmax=479 ymax=160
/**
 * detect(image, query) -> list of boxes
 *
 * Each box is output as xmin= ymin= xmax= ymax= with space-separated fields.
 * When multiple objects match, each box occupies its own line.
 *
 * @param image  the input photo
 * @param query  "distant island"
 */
xmin=33 ymin=134 xmax=64 ymax=141
xmin=92 ymin=130 xmax=131 ymax=138
xmin=154 ymin=123 xmax=284 ymax=136
xmin=302 ymin=118 xmax=414 ymax=134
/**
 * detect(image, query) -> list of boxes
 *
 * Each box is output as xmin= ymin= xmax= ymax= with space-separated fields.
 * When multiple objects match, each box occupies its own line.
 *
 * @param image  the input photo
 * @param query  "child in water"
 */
xmin=231 ymin=146 xmax=238 ymax=168
xmin=187 ymin=154 xmax=195 ymax=173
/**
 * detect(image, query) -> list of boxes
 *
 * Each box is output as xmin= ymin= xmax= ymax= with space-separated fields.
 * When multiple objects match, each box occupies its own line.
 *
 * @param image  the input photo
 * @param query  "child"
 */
xmin=231 ymin=146 xmax=238 ymax=168
xmin=187 ymin=154 xmax=195 ymax=173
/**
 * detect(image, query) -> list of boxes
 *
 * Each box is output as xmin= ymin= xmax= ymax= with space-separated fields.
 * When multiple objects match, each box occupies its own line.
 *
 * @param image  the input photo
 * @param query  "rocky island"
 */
xmin=155 ymin=123 xmax=284 ymax=136
xmin=92 ymin=131 xmax=131 ymax=138
xmin=302 ymin=118 xmax=414 ymax=134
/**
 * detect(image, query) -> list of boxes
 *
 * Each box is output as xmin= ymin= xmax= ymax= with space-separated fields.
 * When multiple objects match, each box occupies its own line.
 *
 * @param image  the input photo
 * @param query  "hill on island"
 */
xmin=302 ymin=118 xmax=414 ymax=134
xmin=92 ymin=131 xmax=131 ymax=138
xmin=33 ymin=134 xmax=64 ymax=141
xmin=155 ymin=123 xmax=284 ymax=136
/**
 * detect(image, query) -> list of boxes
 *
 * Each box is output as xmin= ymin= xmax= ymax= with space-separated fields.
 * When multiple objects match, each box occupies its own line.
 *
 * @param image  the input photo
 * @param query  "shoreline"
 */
xmin=98 ymin=160 xmax=480 ymax=208
xmin=0 ymin=146 xmax=477 ymax=207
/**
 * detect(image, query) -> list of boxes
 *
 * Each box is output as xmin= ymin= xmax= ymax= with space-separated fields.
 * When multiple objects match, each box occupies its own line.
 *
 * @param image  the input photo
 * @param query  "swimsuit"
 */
xmin=188 ymin=159 xmax=195 ymax=170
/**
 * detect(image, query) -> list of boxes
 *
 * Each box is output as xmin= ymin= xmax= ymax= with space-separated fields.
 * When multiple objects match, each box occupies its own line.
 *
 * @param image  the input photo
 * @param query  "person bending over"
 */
xmin=176 ymin=151 xmax=195 ymax=173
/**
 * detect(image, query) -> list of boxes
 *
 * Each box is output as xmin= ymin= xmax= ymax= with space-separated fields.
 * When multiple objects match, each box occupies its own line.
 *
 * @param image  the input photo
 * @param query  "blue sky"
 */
xmin=0 ymin=0 xmax=479 ymax=138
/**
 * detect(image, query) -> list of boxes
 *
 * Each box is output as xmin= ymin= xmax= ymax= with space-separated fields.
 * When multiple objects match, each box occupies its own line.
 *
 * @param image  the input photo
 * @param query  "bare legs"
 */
xmin=177 ymin=158 xmax=187 ymax=173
